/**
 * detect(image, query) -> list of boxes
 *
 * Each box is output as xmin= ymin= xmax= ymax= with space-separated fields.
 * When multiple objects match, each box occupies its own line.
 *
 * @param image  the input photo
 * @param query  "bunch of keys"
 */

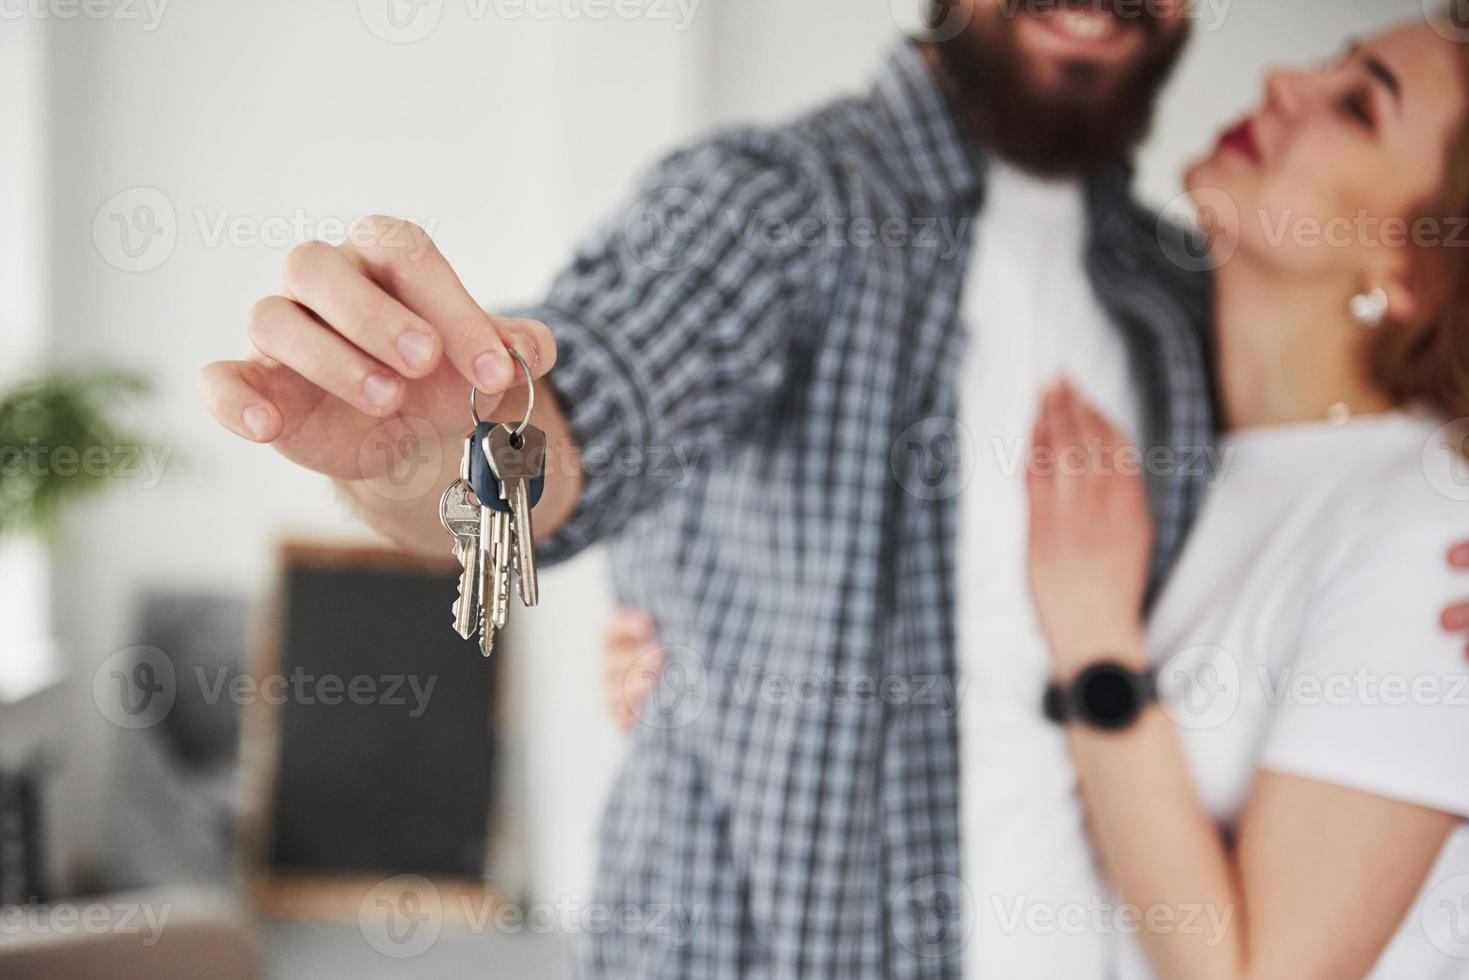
xmin=438 ymin=348 xmax=547 ymax=656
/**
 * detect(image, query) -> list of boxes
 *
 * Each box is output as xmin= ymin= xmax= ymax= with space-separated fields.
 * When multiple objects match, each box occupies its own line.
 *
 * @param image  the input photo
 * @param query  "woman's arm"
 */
xmin=1026 ymin=380 xmax=1458 ymax=980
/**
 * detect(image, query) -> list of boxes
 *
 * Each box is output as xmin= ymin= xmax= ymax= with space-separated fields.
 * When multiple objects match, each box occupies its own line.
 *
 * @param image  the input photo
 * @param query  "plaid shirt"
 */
xmin=522 ymin=41 xmax=1214 ymax=980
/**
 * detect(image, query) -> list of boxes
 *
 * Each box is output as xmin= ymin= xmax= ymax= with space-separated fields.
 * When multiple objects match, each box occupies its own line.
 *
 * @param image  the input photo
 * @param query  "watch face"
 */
xmin=1077 ymin=664 xmax=1142 ymax=730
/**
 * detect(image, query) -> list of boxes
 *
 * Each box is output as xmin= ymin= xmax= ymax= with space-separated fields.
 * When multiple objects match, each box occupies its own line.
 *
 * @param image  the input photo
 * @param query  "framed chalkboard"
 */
xmin=241 ymin=541 xmax=507 ymax=917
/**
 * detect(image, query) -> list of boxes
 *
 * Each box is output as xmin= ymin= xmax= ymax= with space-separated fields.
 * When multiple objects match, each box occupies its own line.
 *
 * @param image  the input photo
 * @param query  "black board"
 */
xmin=258 ymin=544 xmax=497 ymax=884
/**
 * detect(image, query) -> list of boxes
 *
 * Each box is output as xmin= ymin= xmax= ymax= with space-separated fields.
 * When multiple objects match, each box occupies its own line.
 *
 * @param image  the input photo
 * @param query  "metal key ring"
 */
xmin=469 ymin=347 xmax=536 ymax=439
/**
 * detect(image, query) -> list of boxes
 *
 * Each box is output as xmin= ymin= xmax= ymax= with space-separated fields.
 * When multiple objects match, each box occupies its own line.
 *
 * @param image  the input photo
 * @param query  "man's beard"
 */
xmin=928 ymin=3 xmax=1190 ymax=178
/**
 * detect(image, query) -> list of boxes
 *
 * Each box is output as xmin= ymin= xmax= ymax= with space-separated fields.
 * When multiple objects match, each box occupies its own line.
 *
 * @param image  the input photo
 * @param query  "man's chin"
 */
xmin=929 ymin=7 xmax=1190 ymax=177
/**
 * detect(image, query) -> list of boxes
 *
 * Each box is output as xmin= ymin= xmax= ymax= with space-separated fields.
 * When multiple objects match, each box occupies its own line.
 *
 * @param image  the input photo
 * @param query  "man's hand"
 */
xmin=602 ymin=608 xmax=661 ymax=732
xmin=196 ymin=217 xmax=569 ymax=550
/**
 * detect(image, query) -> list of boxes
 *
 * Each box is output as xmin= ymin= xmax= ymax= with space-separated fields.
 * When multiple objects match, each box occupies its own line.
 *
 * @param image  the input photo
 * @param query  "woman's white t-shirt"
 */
xmin=1115 ymin=411 xmax=1469 ymax=978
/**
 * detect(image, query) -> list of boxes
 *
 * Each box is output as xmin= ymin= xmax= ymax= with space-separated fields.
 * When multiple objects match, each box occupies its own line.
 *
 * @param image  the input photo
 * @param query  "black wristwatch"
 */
xmin=1043 ymin=661 xmax=1158 ymax=731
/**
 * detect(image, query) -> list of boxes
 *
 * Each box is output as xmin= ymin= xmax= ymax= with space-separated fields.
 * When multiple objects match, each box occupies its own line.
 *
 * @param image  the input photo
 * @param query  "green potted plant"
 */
xmin=0 ymin=368 xmax=149 ymax=702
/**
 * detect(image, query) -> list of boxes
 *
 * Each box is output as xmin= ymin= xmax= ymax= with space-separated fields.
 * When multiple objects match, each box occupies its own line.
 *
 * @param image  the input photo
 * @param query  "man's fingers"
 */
xmin=197 ymin=360 xmax=283 ymax=443
xmin=247 ymin=295 xmax=405 ymax=417
xmin=499 ymin=316 xmax=558 ymax=380
xmin=281 ymin=241 xmax=443 ymax=379
xmin=1449 ymin=542 xmax=1469 ymax=568
xmin=339 ymin=216 xmax=518 ymax=395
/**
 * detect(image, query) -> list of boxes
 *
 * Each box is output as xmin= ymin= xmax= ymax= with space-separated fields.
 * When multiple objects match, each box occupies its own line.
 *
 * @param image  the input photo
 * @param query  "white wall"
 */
xmin=0 ymin=18 xmax=58 ymax=706
xmin=42 ymin=0 xmax=717 ymax=904
xmin=33 ymin=0 xmax=1433 ymax=906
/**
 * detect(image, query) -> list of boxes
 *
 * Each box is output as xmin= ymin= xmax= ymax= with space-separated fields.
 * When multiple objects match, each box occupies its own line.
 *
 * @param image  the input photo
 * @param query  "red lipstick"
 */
xmin=1216 ymin=119 xmax=1262 ymax=165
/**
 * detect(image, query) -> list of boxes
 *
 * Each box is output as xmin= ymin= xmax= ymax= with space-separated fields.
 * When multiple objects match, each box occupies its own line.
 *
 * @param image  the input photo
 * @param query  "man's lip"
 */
xmin=1016 ymin=5 xmax=1139 ymax=62
xmin=1019 ymin=5 xmax=1143 ymax=61
xmin=1216 ymin=119 xmax=1263 ymax=165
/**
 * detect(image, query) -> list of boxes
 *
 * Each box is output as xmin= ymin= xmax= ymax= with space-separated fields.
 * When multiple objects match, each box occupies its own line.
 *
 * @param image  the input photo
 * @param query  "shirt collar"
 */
xmin=871 ymin=40 xmax=988 ymax=206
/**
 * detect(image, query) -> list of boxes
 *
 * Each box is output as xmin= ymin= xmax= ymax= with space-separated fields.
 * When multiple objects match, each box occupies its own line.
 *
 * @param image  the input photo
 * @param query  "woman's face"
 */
xmin=1187 ymin=21 xmax=1466 ymax=290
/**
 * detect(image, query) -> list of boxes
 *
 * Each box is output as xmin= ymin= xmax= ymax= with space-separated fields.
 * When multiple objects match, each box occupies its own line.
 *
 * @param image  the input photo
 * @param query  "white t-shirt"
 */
xmin=1117 ymin=412 xmax=1469 ymax=978
xmin=957 ymin=160 xmax=1142 ymax=979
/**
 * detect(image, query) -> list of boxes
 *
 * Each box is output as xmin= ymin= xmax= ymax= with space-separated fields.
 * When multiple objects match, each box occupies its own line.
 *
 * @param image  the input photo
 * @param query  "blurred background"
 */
xmin=0 ymin=0 xmax=1426 ymax=976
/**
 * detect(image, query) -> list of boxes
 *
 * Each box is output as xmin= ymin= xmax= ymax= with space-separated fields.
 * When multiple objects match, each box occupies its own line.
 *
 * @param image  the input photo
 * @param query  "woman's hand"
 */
xmin=1026 ymin=379 xmax=1153 ymax=679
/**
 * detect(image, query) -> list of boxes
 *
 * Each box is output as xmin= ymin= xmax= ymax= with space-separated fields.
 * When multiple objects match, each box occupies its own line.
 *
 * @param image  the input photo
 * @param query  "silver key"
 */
xmin=439 ymin=479 xmax=482 ymax=641
xmin=483 ymin=422 xmax=546 ymax=607
xmin=476 ymin=508 xmax=514 ymax=656
xmin=486 ymin=508 xmax=513 ymax=630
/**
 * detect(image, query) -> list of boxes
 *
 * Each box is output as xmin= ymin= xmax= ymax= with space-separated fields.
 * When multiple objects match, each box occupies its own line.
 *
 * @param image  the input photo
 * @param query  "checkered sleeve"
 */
xmin=506 ymin=131 xmax=834 ymax=565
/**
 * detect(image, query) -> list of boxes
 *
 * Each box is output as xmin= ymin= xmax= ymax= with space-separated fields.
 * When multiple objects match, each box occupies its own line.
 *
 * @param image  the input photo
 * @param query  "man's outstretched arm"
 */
xmin=200 ymin=133 xmax=834 ymax=562
xmin=197 ymin=216 xmax=577 ymax=556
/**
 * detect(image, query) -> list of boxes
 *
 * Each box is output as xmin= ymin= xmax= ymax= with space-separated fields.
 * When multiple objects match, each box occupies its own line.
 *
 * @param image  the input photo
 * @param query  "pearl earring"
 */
xmin=1350 ymin=287 xmax=1389 ymax=328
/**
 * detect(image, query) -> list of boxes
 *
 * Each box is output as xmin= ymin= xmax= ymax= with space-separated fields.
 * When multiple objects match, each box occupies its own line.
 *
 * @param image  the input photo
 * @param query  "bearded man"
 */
xmin=202 ymin=2 xmax=1215 ymax=976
